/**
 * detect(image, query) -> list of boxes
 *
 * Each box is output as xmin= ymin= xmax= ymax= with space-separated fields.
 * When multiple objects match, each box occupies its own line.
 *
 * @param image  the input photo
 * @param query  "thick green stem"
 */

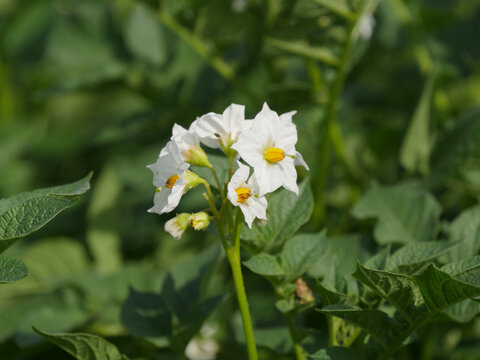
xmin=203 ymin=179 xmax=257 ymax=360
xmin=227 ymin=248 xmax=258 ymax=360
xmin=284 ymin=312 xmax=306 ymax=360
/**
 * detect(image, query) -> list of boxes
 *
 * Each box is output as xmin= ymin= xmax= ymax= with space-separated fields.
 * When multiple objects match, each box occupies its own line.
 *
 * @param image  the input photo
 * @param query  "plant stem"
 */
xmin=284 ymin=312 xmax=306 ymax=360
xmin=312 ymin=0 xmax=378 ymax=227
xmin=209 ymin=166 xmax=224 ymax=197
xmin=203 ymin=180 xmax=257 ymax=360
xmin=158 ymin=10 xmax=258 ymax=103
xmin=226 ymin=247 xmax=258 ymax=360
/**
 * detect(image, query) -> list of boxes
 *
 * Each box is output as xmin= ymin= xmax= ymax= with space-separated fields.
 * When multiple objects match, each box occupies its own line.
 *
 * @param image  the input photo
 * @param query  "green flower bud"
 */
xmin=165 ymin=213 xmax=190 ymax=240
xmin=189 ymin=212 xmax=211 ymax=231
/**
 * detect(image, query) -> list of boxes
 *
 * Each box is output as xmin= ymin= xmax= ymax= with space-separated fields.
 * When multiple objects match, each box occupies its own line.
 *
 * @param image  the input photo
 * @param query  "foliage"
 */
xmin=1 ymin=0 xmax=480 ymax=359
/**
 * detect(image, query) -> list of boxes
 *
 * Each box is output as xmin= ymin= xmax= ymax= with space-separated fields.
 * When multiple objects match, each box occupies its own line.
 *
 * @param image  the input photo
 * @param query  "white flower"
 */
xmin=147 ymin=140 xmax=189 ymax=214
xmin=165 ymin=213 xmax=190 ymax=240
xmin=231 ymin=102 xmax=307 ymax=196
xmin=191 ymin=104 xmax=252 ymax=153
xmin=227 ymin=162 xmax=267 ymax=228
xmin=171 ymin=124 xmax=211 ymax=167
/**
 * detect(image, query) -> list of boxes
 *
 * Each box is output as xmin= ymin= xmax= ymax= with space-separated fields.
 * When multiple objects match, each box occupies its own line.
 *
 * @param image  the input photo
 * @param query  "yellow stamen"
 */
xmin=265 ymin=147 xmax=286 ymax=163
xmin=165 ymin=174 xmax=180 ymax=189
xmin=235 ymin=187 xmax=251 ymax=203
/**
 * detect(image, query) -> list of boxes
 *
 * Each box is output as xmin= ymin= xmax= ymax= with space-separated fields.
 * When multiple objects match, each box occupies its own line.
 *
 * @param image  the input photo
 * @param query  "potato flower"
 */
xmin=232 ymin=103 xmax=307 ymax=196
xmin=227 ymin=162 xmax=267 ymax=228
xmin=147 ymin=140 xmax=191 ymax=214
xmin=191 ymin=103 xmax=251 ymax=153
xmin=171 ymin=124 xmax=211 ymax=167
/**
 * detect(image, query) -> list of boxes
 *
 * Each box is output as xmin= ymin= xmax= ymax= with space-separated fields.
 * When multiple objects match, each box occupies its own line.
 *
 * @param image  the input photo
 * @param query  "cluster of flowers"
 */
xmin=147 ymin=103 xmax=308 ymax=239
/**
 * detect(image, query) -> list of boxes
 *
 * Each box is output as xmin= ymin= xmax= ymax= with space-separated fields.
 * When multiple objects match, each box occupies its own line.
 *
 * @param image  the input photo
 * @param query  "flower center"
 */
xmin=265 ymin=147 xmax=286 ymax=163
xmin=165 ymin=174 xmax=180 ymax=189
xmin=235 ymin=187 xmax=251 ymax=203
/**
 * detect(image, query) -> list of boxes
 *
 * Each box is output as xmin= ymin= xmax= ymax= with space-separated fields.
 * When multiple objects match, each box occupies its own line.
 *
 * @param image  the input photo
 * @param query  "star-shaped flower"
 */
xmin=191 ymin=104 xmax=252 ymax=153
xmin=147 ymin=140 xmax=190 ymax=214
xmin=227 ymin=162 xmax=267 ymax=228
xmin=231 ymin=103 xmax=308 ymax=196
xmin=171 ymin=124 xmax=211 ymax=167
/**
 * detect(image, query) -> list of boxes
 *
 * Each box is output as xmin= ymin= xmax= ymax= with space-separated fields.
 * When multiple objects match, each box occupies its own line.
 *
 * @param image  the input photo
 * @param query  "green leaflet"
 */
xmin=427 ymin=107 xmax=480 ymax=188
xmin=0 ymin=173 xmax=92 ymax=254
xmin=444 ymin=204 xmax=480 ymax=262
xmin=337 ymin=259 xmax=480 ymax=358
xmin=385 ymin=241 xmax=458 ymax=274
xmin=243 ymin=232 xmax=327 ymax=280
xmin=352 ymin=182 xmax=441 ymax=244
xmin=241 ymin=179 xmax=314 ymax=252
xmin=0 ymin=255 xmax=28 ymax=283
xmin=317 ymin=305 xmax=404 ymax=350
xmin=399 ymin=68 xmax=437 ymax=175
xmin=33 ymin=327 xmax=124 ymax=360
xmin=124 ymin=4 xmax=166 ymax=66
xmin=121 ymin=246 xmax=223 ymax=352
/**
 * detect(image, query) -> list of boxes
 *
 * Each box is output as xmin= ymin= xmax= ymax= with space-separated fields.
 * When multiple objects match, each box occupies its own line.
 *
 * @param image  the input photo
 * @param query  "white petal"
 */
xmin=278 ymin=157 xmax=299 ymax=195
xmin=148 ymin=188 xmax=171 ymax=214
xmin=165 ymin=217 xmax=185 ymax=240
xmin=223 ymin=103 xmax=245 ymax=142
xmin=240 ymin=196 xmax=268 ymax=228
xmin=163 ymin=182 xmax=186 ymax=213
xmin=172 ymin=123 xmax=199 ymax=155
xmin=192 ymin=113 xmax=225 ymax=149
xmin=227 ymin=162 xmax=250 ymax=206
xmin=148 ymin=140 xmax=189 ymax=188
xmin=294 ymin=151 xmax=309 ymax=170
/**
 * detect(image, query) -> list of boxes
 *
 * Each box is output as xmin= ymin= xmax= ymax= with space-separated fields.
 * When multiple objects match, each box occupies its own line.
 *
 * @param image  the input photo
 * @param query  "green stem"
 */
xmin=312 ymin=1 xmax=377 ymax=227
xmin=203 ymin=179 xmax=257 ymax=360
xmin=209 ymin=166 xmax=223 ymax=197
xmin=158 ymin=10 xmax=258 ymax=103
xmin=284 ymin=312 xmax=306 ymax=360
xmin=226 ymin=248 xmax=258 ymax=360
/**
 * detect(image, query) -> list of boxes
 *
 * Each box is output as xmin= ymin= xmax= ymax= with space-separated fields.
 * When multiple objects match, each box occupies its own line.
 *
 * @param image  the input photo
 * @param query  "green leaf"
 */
xmin=386 ymin=241 xmax=457 ymax=274
xmin=353 ymin=263 xmax=427 ymax=323
xmin=241 ymin=179 xmax=314 ymax=252
xmin=280 ymin=232 xmax=329 ymax=277
xmin=244 ymin=232 xmax=328 ymax=279
xmin=355 ymin=259 xmax=480 ymax=324
xmin=0 ymin=173 xmax=92 ymax=254
xmin=444 ymin=205 xmax=480 ymax=262
xmin=399 ymin=69 xmax=437 ymax=174
xmin=308 ymin=234 xmax=369 ymax=296
xmin=0 ymin=255 xmax=28 ymax=283
xmin=414 ymin=264 xmax=480 ymax=311
xmin=352 ymin=183 xmax=441 ymax=244
xmin=120 ymin=288 xmax=172 ymax=341
xmin=243 ymin=254 xmax=284 ymax=276
xmin=318 ymin=305 xmax=404 ymax=350
xmin=33 ymin=327 xmax=123 ymax=360
xmin=125 ymin=4 xmax=165 ymax=66
xmin=427 ymin=107 xmax=480 ymax=188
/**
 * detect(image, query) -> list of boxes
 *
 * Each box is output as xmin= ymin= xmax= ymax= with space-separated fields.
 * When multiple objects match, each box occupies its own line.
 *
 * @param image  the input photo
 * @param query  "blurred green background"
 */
xmin=1 ymin=0 xmax=480 ymax=359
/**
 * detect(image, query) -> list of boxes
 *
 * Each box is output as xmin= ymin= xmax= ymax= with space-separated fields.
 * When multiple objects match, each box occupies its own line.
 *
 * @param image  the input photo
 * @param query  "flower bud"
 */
xmin=189 ymin=212 xmax=211 ymax=231
xmin=185 ymin=145 xmax=212 ymax=168
xmin=165 ymin=213 xmax=190 ymax=240
xmin=184 ymin=170 xmax=206 ymax=188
